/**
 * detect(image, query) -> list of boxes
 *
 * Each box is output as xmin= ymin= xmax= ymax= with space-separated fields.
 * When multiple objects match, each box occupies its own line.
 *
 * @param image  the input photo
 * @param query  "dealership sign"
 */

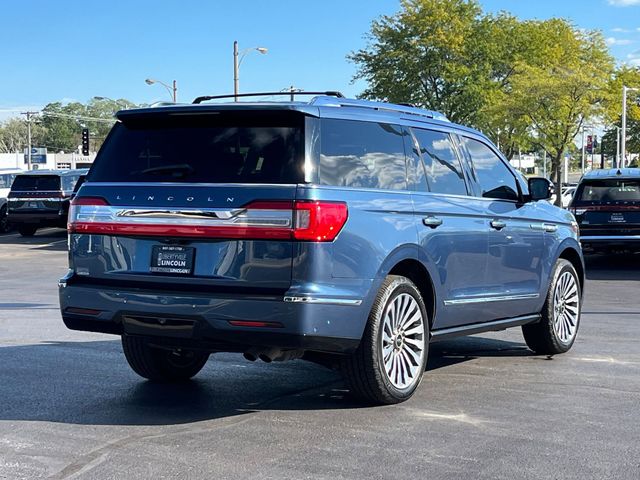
xmin=24 ymin=147 xmax=47 ymax=164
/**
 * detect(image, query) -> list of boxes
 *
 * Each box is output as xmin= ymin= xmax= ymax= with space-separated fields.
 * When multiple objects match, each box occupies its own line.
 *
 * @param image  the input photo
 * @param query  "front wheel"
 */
xmin=342 ymin=275 xmax=429 ymax=405
xmin=522 ymin=259 xmax=582 ymax=355
xmin=122 ymin=335 xmax=210 ymax=382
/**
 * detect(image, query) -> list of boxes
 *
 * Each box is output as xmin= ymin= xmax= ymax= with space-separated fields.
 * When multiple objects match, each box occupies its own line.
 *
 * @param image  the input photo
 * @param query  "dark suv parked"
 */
xmin=60 ymin=93 xmax=584 ymax=404
xmin=8 ymin=169 xmax=87 ymax=236
xmin=570 ymin=168 xmax=640 ymax=254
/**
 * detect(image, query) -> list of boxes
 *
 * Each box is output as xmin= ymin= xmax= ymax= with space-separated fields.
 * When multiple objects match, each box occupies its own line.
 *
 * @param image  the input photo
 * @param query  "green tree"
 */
xmin=40 ymin=102 xmax=88 ymax=152
xmin=509 ymin=21 xmax=613 ymax=203
xmin=349 ymin=0 xmax=489 ymax=124
xmin=0 ymin=118 xmax=46 ymax=154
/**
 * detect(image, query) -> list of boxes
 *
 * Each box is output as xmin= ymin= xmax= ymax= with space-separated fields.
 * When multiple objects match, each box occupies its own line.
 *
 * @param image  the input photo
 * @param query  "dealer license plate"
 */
xmin=150 ymin=245 xmax=195 ymax=275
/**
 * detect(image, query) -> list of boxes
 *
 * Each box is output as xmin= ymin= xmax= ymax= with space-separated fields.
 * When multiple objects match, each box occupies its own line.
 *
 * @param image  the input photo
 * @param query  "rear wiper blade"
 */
xmin=140 ymin=164 xmax=195 ymax=176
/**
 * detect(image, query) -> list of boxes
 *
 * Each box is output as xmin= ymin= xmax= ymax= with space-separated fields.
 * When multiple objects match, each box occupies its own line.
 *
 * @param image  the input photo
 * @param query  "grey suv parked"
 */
xmin=60 ymin=93 xmax=584 ymax=404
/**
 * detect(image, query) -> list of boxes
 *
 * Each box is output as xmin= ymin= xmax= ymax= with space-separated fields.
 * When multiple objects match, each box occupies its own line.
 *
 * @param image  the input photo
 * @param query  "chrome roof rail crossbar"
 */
xmin=192 ymin=91 xmax=345 ymax=104
xmin=310 ymin=96 xmax=449 ymax=122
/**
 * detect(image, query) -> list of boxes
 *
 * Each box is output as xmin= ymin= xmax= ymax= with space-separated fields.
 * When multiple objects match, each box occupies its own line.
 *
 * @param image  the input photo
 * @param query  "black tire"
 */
xmin=0 ymin=205 xmax=10 ymax=233
xmin=342 ymin=275 xmax=429 ymax=405
xmin=121 ymin=335 xmax=210 ymax=382
xmin=18 ymin=225 xmax=38 ymax=237
xmin=522 ymin=259 xmax=582 ymax=355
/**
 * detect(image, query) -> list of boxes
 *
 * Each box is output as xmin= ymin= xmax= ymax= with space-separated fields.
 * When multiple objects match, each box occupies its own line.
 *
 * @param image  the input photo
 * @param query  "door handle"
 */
xmin=530 ymin=223 xmax=558 ymax=233
xmin=490 ymin=219 xmax=506 ymax=230
xmin=423 ymin=216 xmax=443 ymax=228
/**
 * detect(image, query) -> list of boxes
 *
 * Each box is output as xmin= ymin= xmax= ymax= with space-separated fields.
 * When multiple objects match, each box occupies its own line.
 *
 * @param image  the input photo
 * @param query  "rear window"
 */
xmin=575 ymin=179 xmax=640 ymax=204
xmin=11 ymin=175 xmax=60 ymax=191
xmin=89 ymin=112 xmax=304 ymax=184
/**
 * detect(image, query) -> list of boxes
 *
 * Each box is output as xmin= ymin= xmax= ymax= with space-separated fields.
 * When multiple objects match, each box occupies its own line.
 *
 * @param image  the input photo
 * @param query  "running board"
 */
xmin=430 ymin=314 xmax=541 ymax=341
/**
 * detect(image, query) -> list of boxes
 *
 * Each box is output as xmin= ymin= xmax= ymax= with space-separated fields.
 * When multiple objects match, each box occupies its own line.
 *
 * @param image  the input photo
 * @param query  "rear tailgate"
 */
xmin=8 ymin=175 xmax=63 ymax=215
xmin=69 ymin=109 xmax=306 ymax=293
xmin=70 ymin=184 xmax=297 ymax=291
xmin=572 ymin=178 xmax=640 ymax=237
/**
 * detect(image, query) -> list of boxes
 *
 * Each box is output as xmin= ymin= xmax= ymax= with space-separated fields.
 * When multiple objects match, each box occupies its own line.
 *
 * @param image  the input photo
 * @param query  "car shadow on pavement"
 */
xmin=0 ymin=228 xmax=67 ymax=251
xmin=585 ymin=253 xmax=640 ymax=281
xmin=0 ymin=335 xmax=533 ymax=426
xmin=427 ymin=336 xmax=531 ymax=371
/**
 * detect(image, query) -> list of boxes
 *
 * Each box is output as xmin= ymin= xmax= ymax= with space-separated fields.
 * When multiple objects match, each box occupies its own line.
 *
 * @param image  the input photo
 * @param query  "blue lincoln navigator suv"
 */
xmin=59 ymin=92 xmax=584 ymax=404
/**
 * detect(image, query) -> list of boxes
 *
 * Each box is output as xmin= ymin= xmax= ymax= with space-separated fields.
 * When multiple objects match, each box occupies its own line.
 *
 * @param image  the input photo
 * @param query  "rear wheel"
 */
xmin=342 ymin=275 xmax=429 ymax=405
xmin=522 ymin=259 xmax=581 ymax=354
xmin=121 ymin=335 xmax=210 ymax=382
xmin=18 ymin=225 xmax=38 ymax=237
xmin=0 ymin=205 xmax=10 ymax=233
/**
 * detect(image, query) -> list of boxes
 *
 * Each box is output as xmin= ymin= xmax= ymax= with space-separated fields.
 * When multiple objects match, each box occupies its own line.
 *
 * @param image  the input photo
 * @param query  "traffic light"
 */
xmin=81 ymin=128 xmax=90 ymax=156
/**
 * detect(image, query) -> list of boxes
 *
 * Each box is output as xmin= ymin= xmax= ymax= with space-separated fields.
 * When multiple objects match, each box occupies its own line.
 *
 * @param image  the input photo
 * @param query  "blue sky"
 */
xmin=1 ymin=0 xmax=639 ymax=118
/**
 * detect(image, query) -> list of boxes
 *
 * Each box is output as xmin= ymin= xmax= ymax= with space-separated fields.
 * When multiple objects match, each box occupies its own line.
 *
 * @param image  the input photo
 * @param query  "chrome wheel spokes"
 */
xmin=381 ymin=293 xmax=425 ymax=390
xmin=553 ymin=271 xmax=580 ymax=344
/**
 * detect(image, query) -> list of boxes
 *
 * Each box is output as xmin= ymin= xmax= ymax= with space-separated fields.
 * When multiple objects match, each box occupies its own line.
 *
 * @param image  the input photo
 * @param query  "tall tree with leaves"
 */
xmin=350 ymin=0 xmax=490 ymax=124
xmin=509 ymin=20 xmax=613 ymax=204
xmin=0 ymin=118 xmax=46 ymax=154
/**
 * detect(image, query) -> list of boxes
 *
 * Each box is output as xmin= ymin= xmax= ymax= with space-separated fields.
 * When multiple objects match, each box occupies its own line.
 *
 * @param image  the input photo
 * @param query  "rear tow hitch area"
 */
xmin=243 ymin=347 xmax=305 ymax=363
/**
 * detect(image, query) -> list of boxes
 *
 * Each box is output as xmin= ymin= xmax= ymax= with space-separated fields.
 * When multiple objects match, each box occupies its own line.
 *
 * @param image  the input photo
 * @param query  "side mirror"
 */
xmin=528 ymin=177 xmax=552 ymax=201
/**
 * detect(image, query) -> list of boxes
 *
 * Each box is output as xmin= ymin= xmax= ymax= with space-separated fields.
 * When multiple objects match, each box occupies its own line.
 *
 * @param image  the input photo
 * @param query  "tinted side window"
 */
xmin=412 ymin=128 xmax=467 ymax=196
xmin=319 ymin=119 xmax=406 ymax=190
xmin=462 ymin=137 xmax=519 ymax=201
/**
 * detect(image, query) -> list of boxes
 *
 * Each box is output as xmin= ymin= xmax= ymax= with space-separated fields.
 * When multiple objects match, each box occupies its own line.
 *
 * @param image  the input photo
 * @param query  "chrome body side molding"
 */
xmin=443 ymin=293 xmax=539 ymax=306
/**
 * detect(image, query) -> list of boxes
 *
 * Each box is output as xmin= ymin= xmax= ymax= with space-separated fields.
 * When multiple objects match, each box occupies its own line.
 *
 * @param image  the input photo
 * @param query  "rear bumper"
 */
xmin=8 ymin=212 xmax=65 ymax=226
xmin=59 ymin=279 xmax=369 ymax=354
xmin=580 ymin=235 xmax=640 ymax=252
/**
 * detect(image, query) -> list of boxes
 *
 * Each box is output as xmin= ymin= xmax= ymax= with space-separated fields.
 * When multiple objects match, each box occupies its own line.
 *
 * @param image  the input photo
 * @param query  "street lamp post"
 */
xmin=145 ymin=78 xmax=177 ymax=102
xmin=233 ymin=41 xmax=268 ymax=101
xmin=616 ymin=126 xmax=621 ymax=168
xmin=621 ymin=85 xmax=639 ymax=168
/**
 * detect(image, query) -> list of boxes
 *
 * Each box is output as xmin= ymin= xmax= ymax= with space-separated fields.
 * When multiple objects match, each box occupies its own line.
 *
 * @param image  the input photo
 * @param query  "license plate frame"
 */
xmin=150 ymin=245 xmax=195 ymax=275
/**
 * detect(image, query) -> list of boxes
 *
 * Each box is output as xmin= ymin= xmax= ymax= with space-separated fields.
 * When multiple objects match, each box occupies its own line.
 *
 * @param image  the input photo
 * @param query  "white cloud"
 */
xmin=606 ymin=37 xmax=634 ymax=45
xmin=607 ymin=0 xmax=640 ymax=6
xmin=629 ymin=58 xmax=640 ymax=66
xmin=612 ymin=27 xmax=631 ymax=32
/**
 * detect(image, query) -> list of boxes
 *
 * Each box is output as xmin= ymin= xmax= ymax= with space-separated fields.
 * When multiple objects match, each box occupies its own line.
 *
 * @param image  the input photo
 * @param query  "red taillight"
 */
xmin=293 ymin=200 xmax=348 ymax=242
xmin=71 ymin=196 xmax=109 ymax=206
xmin=68 ymin=197 xmax=109 ymax=232
xmin=68 ymin=197 xmax=347 ymax=242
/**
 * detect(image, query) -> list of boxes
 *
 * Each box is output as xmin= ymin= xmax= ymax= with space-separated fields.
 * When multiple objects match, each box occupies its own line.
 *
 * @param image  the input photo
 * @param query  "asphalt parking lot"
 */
xmin=0 ymin=229 xmax=639 ymax=480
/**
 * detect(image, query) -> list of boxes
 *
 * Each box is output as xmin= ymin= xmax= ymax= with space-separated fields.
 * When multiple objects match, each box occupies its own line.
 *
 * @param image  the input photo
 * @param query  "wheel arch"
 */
xmin=558 ymin=246 xmax=585 ymax=294
xmin=387 ymin=258 xmax=436 ymax=329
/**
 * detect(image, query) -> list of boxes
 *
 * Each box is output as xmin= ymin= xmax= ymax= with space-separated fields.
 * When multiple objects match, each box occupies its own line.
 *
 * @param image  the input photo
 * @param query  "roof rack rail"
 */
xmin=309 ymin=96 xmax=449 ymax=122
xmin=192 ymin=91 xmax=345 ymax=104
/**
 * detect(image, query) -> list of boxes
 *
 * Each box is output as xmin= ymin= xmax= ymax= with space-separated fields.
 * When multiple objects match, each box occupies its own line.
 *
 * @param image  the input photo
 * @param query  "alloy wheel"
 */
xmin=553 ymin=271 xmax=580 ymax=344
xmin=381 ymin=293 xmax=426 ymax=390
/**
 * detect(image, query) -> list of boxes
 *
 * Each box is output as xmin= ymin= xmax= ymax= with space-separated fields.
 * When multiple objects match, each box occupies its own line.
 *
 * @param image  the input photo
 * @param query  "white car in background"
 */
xmin=562 ymin=186 xmax=576 ymax=208
xmin=0 ymin=169 xmax=22 ymax=233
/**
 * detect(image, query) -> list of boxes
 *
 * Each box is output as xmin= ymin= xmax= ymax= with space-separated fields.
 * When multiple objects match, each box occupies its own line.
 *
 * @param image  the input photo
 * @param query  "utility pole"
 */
xmin=543 ymin=151 xmax=547 ymax=178
xmin=21 ymin=111 xmax=38 ymax=171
